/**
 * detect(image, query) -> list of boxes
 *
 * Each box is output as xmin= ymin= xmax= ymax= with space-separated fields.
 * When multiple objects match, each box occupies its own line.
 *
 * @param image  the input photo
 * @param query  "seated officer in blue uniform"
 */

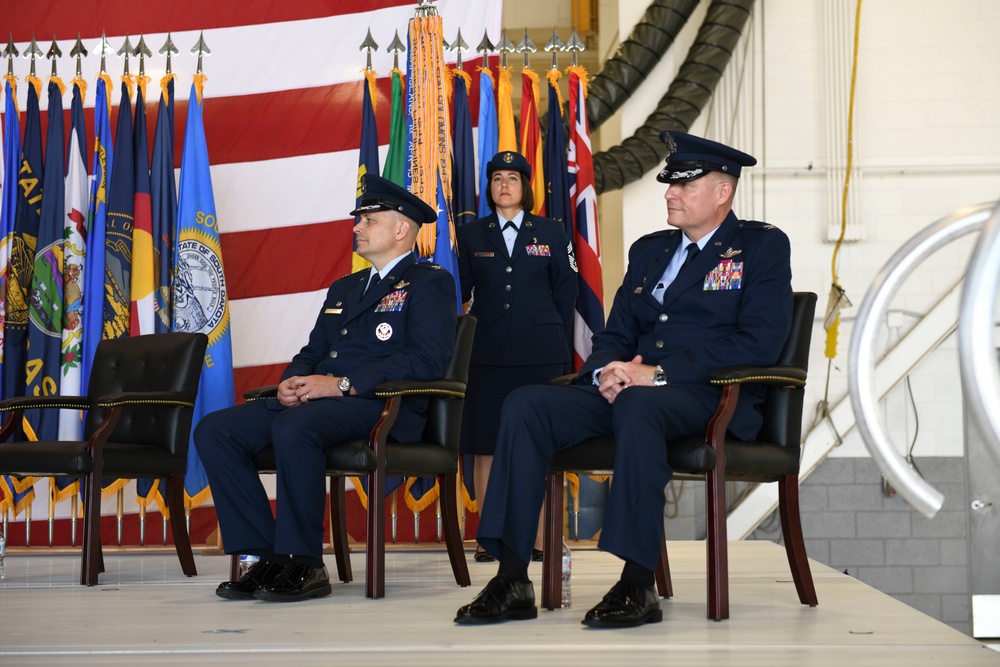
xmin=454 ymin=132 xmax=793 ymax=627
xmin=197 ymin=174 xmax=456 ymax=602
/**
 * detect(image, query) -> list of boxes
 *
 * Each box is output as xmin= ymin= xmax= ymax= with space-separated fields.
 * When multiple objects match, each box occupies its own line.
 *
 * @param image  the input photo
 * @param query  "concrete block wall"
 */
xmin=748 ymin=456 xmax=973 ymax=635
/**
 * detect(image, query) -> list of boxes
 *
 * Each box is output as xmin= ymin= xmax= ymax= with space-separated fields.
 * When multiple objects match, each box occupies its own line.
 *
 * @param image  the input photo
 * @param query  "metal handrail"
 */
xmin=849 ymin=202 xmax=997 ymax=518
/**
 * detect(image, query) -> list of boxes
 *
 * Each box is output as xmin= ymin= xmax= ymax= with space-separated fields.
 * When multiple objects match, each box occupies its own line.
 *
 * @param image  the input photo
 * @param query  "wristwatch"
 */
xmin=652 ymin=365 xmax=668 ymax=387
xmin=338 ymin=376 xmax=352 ymax=393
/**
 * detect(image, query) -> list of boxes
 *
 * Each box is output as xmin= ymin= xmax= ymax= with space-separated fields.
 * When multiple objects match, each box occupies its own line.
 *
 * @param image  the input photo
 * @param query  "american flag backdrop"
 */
xmin=3 ymin=0 xmax=502 ymax=412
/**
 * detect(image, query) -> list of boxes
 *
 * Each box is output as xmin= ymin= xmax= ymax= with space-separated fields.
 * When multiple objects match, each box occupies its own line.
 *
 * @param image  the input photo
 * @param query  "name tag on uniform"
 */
xmin=375 ymin=290 xmax=409 ymax=312
xmin=474 ymin=252 xmax=495 ymax=258
xmin=525 ymin=244 xmax=551 ymax=257
xmin=325 ymin=308 xmax=344 ymax=314
xmin=704 ymin=260 xmax=744 ymax=291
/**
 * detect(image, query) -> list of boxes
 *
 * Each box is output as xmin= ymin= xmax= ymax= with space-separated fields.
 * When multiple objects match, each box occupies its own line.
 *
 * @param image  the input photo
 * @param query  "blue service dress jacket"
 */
xmin=280 ymin=252 xmax=458 ymax=441
xmin=456 ymin=212 xmax=577 ymax=366
xmin=578 ymin=211 xmax=794 ymax=440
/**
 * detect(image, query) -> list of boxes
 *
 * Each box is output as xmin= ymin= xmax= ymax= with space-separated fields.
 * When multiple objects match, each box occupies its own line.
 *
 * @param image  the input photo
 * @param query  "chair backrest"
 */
xmin=85 ymin=333 xmax=208 ymax=456
xmin=756 ymin=292 xmax=817 ymax=449
xmin=420 ymin=315 xmax=477 ymax=451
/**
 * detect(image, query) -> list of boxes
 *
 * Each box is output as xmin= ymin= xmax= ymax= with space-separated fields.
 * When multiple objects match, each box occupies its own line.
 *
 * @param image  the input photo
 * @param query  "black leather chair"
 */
xmin=233 ymin=315 xmax=475 ymax=598
xmin=0 ymin=332 xmax=208 ymax=585
xmin=542 ymin=292 xmax=819 ymax=620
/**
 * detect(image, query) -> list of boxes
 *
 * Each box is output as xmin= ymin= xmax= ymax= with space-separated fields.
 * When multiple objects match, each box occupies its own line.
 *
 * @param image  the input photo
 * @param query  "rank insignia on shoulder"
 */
xmin=720 ymin=247 xmax=742 ymax=258
xmin=764 ymin=224 xmax=776 ymax=230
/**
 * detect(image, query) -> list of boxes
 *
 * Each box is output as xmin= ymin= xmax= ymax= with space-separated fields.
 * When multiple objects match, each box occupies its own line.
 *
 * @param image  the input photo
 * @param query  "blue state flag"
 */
xmin=451 ymin=73 xmax=476 ymax=228
xmin=476 ymin=69 xmax=498 ymax=218
xmin=173 ymin=83 xmax=233 ymax=510
xmin=103 ymin=81 xmax=134 ymax=343
xmin=353 ymin=76 xmax=379 ymax=272
xmin=0 ymin=79 xmax=23 ymax=394
xmin=151 ymin=76 xmax=176 ymax=334
xmin=3 ymin=81 xmax=43 ymax=405
xmin=543 ymin=78 xmax=572 ymax=231
xmin=24 ymin=79 xmax=67 ymax=444
xmin=81 ymin=77 xmax=113 ymax=393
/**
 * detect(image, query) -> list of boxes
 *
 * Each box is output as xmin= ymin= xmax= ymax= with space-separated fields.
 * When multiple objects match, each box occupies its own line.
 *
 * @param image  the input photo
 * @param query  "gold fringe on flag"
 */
xmin=452 ymin=68 xmax=472 ymax=95
xmin=159 ymin=72 xmax=175 ymax=102
xmin=25 ymin=74 xmax=42 ymax=98
xmin=122 ymin=73 xmax=135 ymax=101
xmin=363 ymin=68 xmax=378 ymax=115
xmin=135 ymin=74 xmax=150 ymax=102
xmin=565 ymin=65 xmax=589 ymax=98
xmin=193 ymin=73 xmax=208 ymax=102
xmin=2 ymin=74 xmax=17 ymax=109
xmin=49 ymin=75 xmax=66 ymax=96
xmin=71 ymin=75 xmax=88 ymax=103
xmin=403 ymin=478 xmax=440 ymax=513
xmin=476 ymin=65 xmax=495 ymax=87
xmin=546 ymin=69 xmax=564 ymax=111
xmin=98 ymin=72 xmax=114 ymax=109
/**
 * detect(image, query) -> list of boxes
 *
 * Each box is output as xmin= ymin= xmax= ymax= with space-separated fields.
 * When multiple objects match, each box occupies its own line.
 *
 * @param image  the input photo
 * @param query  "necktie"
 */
xmin=683 ymin=243 xmax=700 ymax=267
xmin=502 ymin=221 xmax=517 ymax=232
xmin=362 ymin=272 xmax=381 ymax=299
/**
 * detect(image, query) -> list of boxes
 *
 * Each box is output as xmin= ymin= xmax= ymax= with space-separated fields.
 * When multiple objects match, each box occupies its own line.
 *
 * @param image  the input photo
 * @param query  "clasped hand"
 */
xmin=277 ymin=375 xmax=353 ymax=407
xmin=597 ymin=355 xmax=658 ymax=404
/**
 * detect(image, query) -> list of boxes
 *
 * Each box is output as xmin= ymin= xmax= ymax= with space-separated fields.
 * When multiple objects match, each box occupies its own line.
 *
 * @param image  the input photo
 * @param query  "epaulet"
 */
xmin=638 ymin=229 xmax=676 ymax=242
xmin=408 ymin=261 xmax=443 ymax=271
xmin=737 ymin=220 xmax=779 ymax=231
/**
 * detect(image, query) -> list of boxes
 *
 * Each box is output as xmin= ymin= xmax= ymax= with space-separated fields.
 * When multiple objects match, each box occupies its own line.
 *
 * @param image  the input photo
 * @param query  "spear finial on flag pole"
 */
xmin=160 ymin=33 xmax=178 ymax=75
xmin=545 ymin=27 xmax=564 ymax=72
xmin=3 ymin=35 xmax=18 ymax=77
xmin=516 ymin=28 xmax=536 ymax=70
xmin=359 ymin=28 xmax=379 ymax=72
xmin=387 ymin=30 xmax=406 ymax=71
xmin=498 ymin=29 xmax=514 ymax=69
xmin=70 ymin=33 xmax=88 ymax=79
xmin=95 ymin=31 xmax=113 ymax=74
xmin=24 ymin=35 xmax=43 ymax=79
xmin=415 ymin=0 xmax=438 ymax=18
xmin=46 ymin=36 xmax=62 ymax=78
xmin=448 ymin=28 xmax=469 ymax=69
xmin=117 ymin=35 xmax=135 ymax=77
xmin=134 ymin=35 xmax=152 ymax=77
xmin=191 ymin=32 xmax=211 ymax=76
xmin=477 ymin=29 xmax=496 ymax=57
xmin=565 ymin=27 xmax=585 ymax=67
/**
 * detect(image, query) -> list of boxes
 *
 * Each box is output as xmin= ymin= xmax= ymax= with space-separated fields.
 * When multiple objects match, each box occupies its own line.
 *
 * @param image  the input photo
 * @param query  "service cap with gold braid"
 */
xmin=350 ymin=174 xmax=437 ymax=224
xmin=657 ymin=131 xmax=757 ymax=184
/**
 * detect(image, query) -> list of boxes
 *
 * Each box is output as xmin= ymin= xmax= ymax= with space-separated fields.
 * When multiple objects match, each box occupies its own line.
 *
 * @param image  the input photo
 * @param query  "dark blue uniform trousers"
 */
xmin=195 ymin=397 xmax=387 ymax=559
xmin=477 ymin=382 xmax=718 ymax=572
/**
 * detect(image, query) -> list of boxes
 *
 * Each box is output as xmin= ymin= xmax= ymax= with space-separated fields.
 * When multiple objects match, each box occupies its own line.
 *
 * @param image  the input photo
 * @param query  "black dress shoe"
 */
xmin=531 ymin=548 xmax=544 ymax=562
xmin=253 ymin=562 xmax=332 ymax=602
xmin=216 ymin=559 xmax=286 ymax=600
xmin=582 ymin=580 xmax=662 ymax=628
xmin=454 ymin=575 xmax=537 ymax=624
xmin=474 ymin=545 xmax=495 ymax=562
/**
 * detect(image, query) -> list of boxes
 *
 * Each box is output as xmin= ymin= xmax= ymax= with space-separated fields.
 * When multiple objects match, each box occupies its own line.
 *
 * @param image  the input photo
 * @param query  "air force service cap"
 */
xmin=656 ymin=131 xmax=757 ymax=183
xmin=486 ymin=150 xmax=532 ymax=180
xmin=350 ymin=174 xmax=438 ymax=224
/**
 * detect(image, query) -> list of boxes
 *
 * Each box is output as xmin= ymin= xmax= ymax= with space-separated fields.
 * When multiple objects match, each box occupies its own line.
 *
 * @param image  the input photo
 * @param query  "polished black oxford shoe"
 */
xmin=454 ymin=575 xmax=538 ymax=624
xmin=216 ymin=559 xmax=286 ymax=600
xmin=253 ymin=562 xmax=332 ymax=602
xmin=582 ymin=580 xmax=662 ymax=628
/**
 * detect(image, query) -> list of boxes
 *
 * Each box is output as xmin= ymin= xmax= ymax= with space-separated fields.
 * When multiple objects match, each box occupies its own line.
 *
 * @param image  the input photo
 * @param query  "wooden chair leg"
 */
xmin=705 ymin=468 xmax=729 ymax=621
xmin=541 ymin=471 xmax=564 ymax=610
xmin=365 ymin=467 xmax=386 ymax=598
xmin=779 ymin=474 xmax=818 ymax=607
xmin=167 ymin=475 xmax=197 ymax=577
xmin=655 ymin=538 xmax=673 ymax=599
xmin=81 ymin=475 xmax=102 ymax=586
xmin=440 ymin=473 xmax=471 ymax=586
xmin=230 ymin=554 xmax=240 ymax=582
xmin=329 ymin=476 xmax=353 ymax=583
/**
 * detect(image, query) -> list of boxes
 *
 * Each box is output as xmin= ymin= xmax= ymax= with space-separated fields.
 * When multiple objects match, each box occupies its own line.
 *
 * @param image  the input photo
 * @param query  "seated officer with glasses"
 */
xmin=454 ymin=132 xmax=794 ymax=627
xmin=197 ymin=174 xmax=457 ymax=602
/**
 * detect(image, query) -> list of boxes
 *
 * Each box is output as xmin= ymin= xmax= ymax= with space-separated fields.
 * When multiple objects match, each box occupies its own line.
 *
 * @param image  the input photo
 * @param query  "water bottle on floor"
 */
xmin=238 ymin=554 xmax=260 ymax=578
xmin=561 ymin=539 xmax=572 ymax=608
